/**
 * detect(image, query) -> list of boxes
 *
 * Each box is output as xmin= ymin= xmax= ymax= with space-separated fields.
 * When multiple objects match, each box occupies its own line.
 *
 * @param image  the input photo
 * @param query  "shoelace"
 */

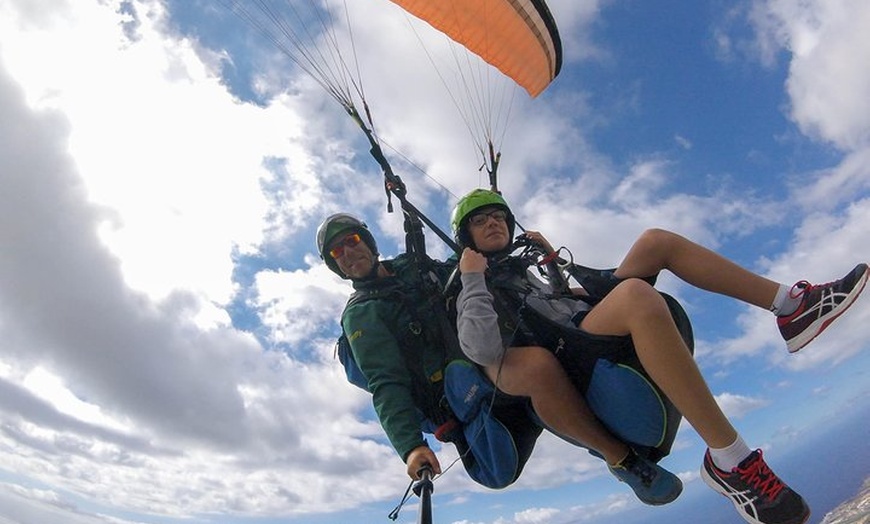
xmin=738 ymin=456 xmax=785 ymax=502
xmin=788 ymin=280 xmax=812 ymax=299
xmin=789 ymin=272 xmax=847 ymax=299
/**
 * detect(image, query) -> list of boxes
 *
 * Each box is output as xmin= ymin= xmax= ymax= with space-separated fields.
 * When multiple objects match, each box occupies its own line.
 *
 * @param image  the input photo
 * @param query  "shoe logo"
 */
xmin=792 ymin=287 xmax=843 ymax=323
xmin=714 ymin=473 xmax=760 ymax=519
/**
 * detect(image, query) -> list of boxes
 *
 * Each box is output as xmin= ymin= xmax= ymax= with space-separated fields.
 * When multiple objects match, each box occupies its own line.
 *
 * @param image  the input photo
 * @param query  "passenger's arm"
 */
xmin=456 ymin=249 xmax=505 ymax=367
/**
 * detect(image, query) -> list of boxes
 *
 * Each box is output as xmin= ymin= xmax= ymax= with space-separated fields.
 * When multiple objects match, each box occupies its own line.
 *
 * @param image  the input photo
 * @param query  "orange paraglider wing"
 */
xmin=387 ymin=0 xmax=562 ymax=97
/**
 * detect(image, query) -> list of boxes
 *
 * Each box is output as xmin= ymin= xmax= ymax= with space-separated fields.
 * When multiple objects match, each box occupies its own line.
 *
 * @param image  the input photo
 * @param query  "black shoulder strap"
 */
xmin=345 ymin=282 xmax=403 ymax=310
xmin=484 ymin=263 xmax=550 ymax=347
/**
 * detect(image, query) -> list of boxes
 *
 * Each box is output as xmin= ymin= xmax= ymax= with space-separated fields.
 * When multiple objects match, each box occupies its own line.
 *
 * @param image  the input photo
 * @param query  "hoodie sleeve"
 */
xmin=455 ymin=271 xmax=505 ymax=367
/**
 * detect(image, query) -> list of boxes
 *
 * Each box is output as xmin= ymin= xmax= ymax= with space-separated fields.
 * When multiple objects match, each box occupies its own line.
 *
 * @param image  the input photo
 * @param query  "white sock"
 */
xmin=770 ymin=283 xmax=801 ymax=316
xmin=709 ymin=435 xmax=752 ymax=472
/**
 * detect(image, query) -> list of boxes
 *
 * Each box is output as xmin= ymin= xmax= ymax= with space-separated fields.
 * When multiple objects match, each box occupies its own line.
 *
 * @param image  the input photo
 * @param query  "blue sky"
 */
xmin=0 ymin=1 xmax=868 ymax=523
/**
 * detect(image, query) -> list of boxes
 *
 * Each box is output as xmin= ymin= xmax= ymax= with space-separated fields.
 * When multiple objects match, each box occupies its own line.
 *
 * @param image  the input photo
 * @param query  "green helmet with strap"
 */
xmin=316 ymin=213 xmax=379 ymax=279
xmin=450 ymin=188 xmax=516 ymax=249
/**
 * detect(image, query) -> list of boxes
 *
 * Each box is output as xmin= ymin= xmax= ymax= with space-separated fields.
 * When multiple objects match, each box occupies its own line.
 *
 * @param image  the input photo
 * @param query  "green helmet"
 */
xmin=450 ymin=188 xmax=515 ymax=249
xmin=315 ymin=213 xmax=379 ymax=278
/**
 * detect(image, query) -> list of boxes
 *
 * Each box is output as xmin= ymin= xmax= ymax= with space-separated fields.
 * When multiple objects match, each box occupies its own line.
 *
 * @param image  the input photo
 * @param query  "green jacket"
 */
xmin=341 ymin=254 xmax=459 ymax=461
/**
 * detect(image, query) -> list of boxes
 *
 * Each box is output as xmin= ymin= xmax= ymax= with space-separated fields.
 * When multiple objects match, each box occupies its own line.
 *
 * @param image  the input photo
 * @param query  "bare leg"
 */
xmin=580 ymin=278 xmax=737 ymax=449
xmin=485 ymin=346 xmax=629 ymax=464
xmin=614 ymin=228 xmax=779 ymax=310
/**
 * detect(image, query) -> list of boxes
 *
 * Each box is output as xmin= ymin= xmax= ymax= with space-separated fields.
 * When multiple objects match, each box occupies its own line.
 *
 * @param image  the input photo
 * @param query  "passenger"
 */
xmin=451 ymin=188 xmax=867 ymax=524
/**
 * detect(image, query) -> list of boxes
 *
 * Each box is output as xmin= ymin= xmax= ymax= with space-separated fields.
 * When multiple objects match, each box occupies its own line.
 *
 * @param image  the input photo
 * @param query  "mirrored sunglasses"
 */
xmin=328 ymin=233 xmax=362 ymax=259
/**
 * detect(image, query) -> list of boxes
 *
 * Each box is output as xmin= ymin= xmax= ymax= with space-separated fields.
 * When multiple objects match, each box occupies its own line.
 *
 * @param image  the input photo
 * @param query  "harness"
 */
xmin=483 ymin=256 xmax=588 ymax=349
xmin=337 ymin=268 xmax=459 ymax=428
xmin=337 ymin=258 xmax=541 ymax=490
xmin=481 ymin=252 xmax=695 ymax=461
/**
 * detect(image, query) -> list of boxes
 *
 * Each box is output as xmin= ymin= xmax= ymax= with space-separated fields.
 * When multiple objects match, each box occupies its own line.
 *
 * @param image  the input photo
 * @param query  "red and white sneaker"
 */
xmin=701 ymin=449 xmax=809 ymax=524
xmin=777 ymin=263 xmax=869 ymax=353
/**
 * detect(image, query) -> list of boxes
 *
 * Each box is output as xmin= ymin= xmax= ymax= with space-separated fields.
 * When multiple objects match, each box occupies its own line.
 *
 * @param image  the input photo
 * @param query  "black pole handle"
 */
xmin=412 ymin=466 xmax=434 ymax=524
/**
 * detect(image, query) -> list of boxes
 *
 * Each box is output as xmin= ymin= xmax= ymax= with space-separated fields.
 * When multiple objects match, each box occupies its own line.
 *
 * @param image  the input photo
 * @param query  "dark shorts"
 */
xmin=517 ymin=285 xmax=695 ymax=462
xmin=490 ymin=394 xmax=542 ymax=479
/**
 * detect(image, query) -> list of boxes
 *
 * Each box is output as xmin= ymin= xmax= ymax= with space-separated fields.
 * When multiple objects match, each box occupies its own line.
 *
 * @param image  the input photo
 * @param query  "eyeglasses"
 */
xmin=328 ymin=233 xmax=362 ymax=259
xmin=468 ymin=209 xmax=508 ymax=227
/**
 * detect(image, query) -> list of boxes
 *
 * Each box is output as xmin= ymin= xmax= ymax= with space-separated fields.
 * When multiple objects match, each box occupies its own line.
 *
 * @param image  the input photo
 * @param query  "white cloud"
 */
xmin=0 ymin=0 xmax=868 ymax=523
xmin=21 ymin=367 xmax=129 ymax=431
xmin=0 ymin=0 xmax=402 ymax=518
xmin=253 ymin=255 xmax=352 ymax=348
xmin=0 ymin=0 xmax=351 ymax=308
xmin=674 ymin=134 xmax=693 ymax=150
xmin=515 ymin=493 xmax=633 ymax=524
xmin=714 ymin=392 xmax=770 ymax=419
xmin=512 ymin=506 xmax=561 ymax=524
xmin=749 ymin=0 xmax=870 ymax=150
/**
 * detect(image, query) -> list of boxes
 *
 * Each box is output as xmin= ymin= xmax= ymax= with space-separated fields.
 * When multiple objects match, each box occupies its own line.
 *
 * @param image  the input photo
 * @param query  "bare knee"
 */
xmin=618 ymin=228 xmax=683 ymax=277
xmin=581 ymin=278 xmax=669 ymax=335
xmin=612 ymin=277 xmax=661 ymax=300
xmin=611 ymin=279 xmax=671 ymax=320
xmin=634 ymin=228 xmax=680 ymax=254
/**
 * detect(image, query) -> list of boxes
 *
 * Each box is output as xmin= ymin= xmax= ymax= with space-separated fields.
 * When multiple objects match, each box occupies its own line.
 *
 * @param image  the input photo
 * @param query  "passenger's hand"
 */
xmin=459 ymin=248 xmax=488 ymax=274
xmin=406 ymin=445 xmax=441 ymax=480
xmin=523 ymin=230 xmax=555 ymax=254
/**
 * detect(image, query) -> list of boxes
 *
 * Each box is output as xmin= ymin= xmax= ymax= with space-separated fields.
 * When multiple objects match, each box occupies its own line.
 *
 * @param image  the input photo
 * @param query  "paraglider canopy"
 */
xmin=222 ymin=0 xmax=563 ymax=248
xmin=389 ymin=0 xmax=562 ymax=97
